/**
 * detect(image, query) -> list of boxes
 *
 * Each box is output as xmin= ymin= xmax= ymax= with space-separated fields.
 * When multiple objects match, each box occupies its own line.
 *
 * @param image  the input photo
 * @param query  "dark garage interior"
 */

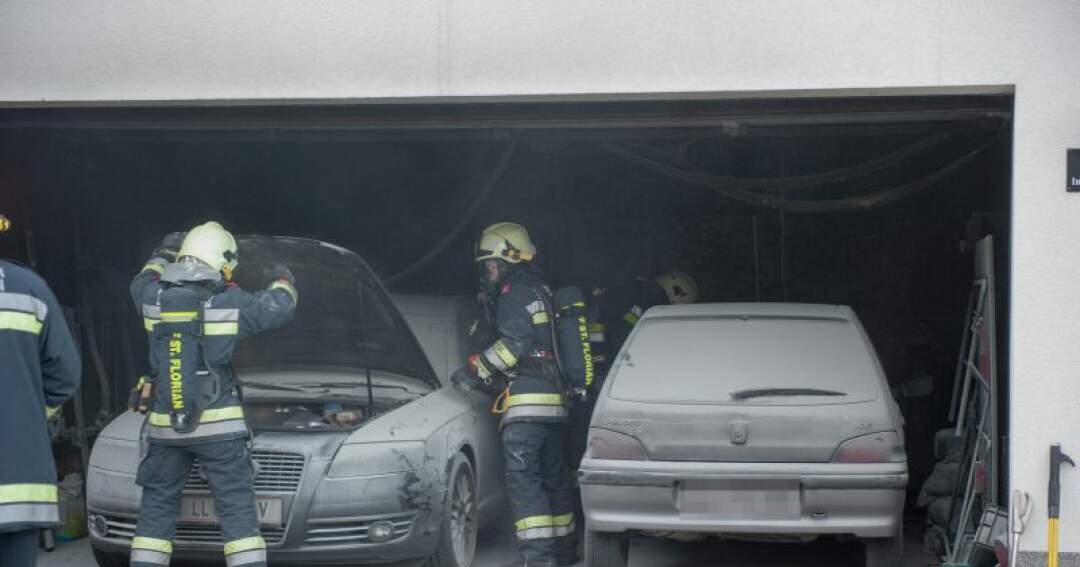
xmin=0 ymin=92 xmax=1012 ymax=563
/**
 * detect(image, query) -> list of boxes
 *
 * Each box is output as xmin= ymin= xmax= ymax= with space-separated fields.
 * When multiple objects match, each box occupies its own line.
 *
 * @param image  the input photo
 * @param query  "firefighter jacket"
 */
xmin=131 ymin=255 xmax=296 ymax=445
xmin=590 ymin=277 xmax=668 ymax=368
xmin=0 ymin=260 xmax=81 ymax=532
xmin=475 ymin=267 xmax=566 ymax=426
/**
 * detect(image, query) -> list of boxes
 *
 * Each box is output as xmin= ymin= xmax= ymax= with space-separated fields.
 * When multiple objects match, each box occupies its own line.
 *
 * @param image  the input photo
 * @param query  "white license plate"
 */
xmin=678 ymin=479 xmax=800 ymax=519
xmin=179 ymin=496 xmax=282 ymax=527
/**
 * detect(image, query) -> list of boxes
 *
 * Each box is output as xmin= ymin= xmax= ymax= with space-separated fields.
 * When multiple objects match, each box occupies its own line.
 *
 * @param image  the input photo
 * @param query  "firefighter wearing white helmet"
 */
xmin=565 ymin=270 xmax=701 ymax=477
xmin=176 ymin=220 xmax=240 ymax=280
xmin=454 ymin=222 xmax=577 ymax=567
xmin=128 ymin=221 xmax=297 ymax=567
xmin=655 ymin=270 xmax=699 ymax=305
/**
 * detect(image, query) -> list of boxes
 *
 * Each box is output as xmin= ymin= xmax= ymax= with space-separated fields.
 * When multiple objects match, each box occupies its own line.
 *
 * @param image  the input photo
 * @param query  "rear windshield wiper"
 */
xmin=730 ymin=388 xmax=847 ymax=401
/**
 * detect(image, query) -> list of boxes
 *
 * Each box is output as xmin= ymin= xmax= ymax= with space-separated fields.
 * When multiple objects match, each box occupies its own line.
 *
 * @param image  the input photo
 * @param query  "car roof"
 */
xmin=642 ymin=302 xmax=857 ymax=321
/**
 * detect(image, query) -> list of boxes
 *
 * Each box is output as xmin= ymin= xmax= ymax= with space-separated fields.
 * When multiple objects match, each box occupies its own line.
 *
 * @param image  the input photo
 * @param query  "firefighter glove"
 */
xmin=451 ymin=368 xmax=476 ymax=395
xmin=270 ymin=264 xmax=296 ymax=286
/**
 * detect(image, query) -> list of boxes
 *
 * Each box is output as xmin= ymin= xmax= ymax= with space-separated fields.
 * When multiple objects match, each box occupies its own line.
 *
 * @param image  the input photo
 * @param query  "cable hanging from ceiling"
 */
xmin=600 ymin=130 xmax=1002 ymax=213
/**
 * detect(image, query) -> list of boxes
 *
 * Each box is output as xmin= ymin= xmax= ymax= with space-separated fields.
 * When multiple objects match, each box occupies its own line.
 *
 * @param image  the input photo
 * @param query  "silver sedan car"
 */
xmin=580 ymin=303 xmax=907 ymax=567
xmin=87 ymin=237 xmax=504 ymax=567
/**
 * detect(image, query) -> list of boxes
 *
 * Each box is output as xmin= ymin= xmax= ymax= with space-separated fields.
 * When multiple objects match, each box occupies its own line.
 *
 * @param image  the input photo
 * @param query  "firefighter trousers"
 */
xmin=502 ymin=421 xmax=578 ymax=565
xmin=131 ymin=438 xmax=266 ymax=567
xmin=0 ymin=528 xmax=39 ymax=567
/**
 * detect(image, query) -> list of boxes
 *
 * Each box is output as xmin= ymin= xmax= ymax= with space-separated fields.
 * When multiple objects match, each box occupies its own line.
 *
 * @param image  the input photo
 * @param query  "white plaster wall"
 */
xmin=2 ymin=0 xmax=1079 ymax=552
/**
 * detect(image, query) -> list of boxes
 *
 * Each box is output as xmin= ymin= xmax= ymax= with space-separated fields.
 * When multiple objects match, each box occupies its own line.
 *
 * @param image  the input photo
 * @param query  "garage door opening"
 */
xmin=0 ymin=88 xmax=1013 ymax=564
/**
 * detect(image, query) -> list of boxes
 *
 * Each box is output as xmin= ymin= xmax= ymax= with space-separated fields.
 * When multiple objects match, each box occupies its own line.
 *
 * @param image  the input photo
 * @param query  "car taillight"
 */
xmin=586 ymin=428 xmax=648 ymax=460
xmin=831 ymin=431 xmax=906 ymax=463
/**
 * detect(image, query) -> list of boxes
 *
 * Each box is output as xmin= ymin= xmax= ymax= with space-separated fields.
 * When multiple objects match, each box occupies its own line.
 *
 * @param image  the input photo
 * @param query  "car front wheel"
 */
xmin=585 ymin=527 xmax=628 ymax=567
xmin=428 ymin=453 xmax=478 ymax=567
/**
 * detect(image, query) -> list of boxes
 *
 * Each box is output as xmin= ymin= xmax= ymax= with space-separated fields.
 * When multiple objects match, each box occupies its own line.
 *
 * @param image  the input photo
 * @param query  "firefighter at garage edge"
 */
xmin=564 ymin=270 xmax=699 ymax=474
xmin=589 ymin=270 xmax=699 ymax=373
xmin=451 ymin=222 xmax=577 ymax=567
xmin=0 ymin=244 xmax=81 ymax=566
xmin=127 ymin=222 xmax=297 ymax=567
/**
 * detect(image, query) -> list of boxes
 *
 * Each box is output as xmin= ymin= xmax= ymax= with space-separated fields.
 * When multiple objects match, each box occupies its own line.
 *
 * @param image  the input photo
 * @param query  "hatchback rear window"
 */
xmin=609 ymin=316 xmax=882 ymax=405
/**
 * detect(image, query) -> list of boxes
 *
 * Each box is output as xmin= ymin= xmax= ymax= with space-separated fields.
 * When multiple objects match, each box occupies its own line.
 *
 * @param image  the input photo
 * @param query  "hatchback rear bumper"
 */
xmin=579 ymin=458 xmax=907 ymax=539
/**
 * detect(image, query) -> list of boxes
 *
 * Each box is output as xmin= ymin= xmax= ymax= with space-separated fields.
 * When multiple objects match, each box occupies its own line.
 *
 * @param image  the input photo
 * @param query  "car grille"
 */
xmin=304 ymin=513 xmax=414 ymax=545
xmin=185 ymin=450 xmax=306 ymax=493
xmin=99 ymin=515 xmax=287 ymax=545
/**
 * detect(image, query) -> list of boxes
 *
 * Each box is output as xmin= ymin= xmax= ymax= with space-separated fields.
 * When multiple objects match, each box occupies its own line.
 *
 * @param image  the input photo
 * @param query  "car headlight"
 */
xmin=328 ymin=442 xmax=426 ymax=478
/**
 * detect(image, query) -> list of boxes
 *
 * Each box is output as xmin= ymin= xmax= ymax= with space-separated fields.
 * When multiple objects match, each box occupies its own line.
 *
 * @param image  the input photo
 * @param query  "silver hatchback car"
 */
xmin=580 ymin=303 xmax=907 ymax=567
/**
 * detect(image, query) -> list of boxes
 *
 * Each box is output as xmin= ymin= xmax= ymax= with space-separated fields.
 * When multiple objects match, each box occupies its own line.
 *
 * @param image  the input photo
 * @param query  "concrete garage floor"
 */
xmin=39 ymin=522 xmax=937 ymax=567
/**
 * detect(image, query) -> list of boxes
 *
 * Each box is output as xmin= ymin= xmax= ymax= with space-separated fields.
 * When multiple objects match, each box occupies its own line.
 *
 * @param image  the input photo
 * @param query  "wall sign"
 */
xmin=1070 ymin=149 xmax=1080 ymax=192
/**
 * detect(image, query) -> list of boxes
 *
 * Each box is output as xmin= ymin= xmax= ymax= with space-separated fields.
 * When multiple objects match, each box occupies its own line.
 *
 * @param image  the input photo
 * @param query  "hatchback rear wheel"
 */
xmin=585 ymin=528 xmax=628 ymax=567
xmin=863 ymin=522 xmax=903 ymax=567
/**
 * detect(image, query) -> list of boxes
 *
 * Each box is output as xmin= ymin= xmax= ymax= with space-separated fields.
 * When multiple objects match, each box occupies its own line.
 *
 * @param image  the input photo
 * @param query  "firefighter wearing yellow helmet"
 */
xmin=128 ymin=221 xmax=297 ymax=567
xmin=454 ymin=222 xmax=577 ymax=567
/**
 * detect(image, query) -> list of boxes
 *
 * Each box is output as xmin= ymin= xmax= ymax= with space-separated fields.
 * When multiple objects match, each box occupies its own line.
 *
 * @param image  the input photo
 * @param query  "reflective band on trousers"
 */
xmin=132 ymin=536 xmax=173 ymax=553
xmin=227 ymin=549 xmax=267 ymax=567
xmin=0 ymin=483 xmax=57 ymax=504
xmin=130 ymin=549 xmax=171 ymax=565
xmin=514 ymin=513 xmax=575 ymax=540
xmin=0 ymin=503 xmax=59 ymax=526
xmin=224 ymin=535 xmax=265 ymax=555
xmin=225 ymin=536 xmax=266 ymax=567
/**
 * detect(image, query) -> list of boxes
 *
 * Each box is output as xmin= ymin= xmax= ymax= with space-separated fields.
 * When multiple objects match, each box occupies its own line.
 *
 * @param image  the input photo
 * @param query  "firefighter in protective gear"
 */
xmin=655 ymin=270 xmax=699 ymax=305
xmin=590 ymin=270 xmax=699 ymax=372
xmin=0 ymin=259 xmax=81 ymax=566
xmin=129 ymin=222 xmax=297 ymax=567
xmin=460 ymin=222 xmax=577 ymax=567
xmin=565 ymin=270 xmax=699 ymax=474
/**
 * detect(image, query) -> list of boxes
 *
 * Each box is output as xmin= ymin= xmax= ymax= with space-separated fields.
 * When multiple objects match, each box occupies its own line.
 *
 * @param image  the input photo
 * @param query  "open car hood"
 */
xmin=229 ymin=236 xmax=439 ymax=389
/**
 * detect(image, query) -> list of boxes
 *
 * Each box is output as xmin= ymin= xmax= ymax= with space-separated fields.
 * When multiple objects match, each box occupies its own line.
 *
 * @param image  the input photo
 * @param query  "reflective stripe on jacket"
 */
xmin=131 ymin=259 xmax=296 ymax=445
xmin=481 ymin=268 xmax=566 ymax=426
xmin=0 ymin=260 xmax=81 ymax=530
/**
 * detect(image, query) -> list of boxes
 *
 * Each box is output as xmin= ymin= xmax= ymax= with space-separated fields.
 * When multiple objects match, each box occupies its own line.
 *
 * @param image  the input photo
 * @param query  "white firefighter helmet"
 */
xmin=474 ymin=222 xmax=536 ymax=264
xmin=656 ymin=270 xmax=699 ymax=304
xmin=178 ymin=221 xmax=239 ymax=280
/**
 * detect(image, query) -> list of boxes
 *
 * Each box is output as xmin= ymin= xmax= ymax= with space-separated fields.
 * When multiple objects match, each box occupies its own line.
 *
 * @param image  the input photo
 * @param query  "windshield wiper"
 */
xmin=239 ymin=381 xmax=328 ymax=393
xmin=730 ymin=388 xmax=847 ymax=401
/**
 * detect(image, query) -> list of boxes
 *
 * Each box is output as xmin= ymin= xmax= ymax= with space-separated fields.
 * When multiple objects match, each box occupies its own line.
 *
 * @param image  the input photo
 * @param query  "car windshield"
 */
xmin=228 ymin=236 xmax=439 ymax=389
xmin=610 ymin=316 xmax=880 ymax=405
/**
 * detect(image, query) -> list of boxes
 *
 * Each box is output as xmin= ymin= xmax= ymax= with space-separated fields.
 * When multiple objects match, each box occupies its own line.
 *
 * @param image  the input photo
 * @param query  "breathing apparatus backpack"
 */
xmin=152 ymin=283 xmax=220 ymax=433
xmin=551 ymin=286 xmax=596 ymax=394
